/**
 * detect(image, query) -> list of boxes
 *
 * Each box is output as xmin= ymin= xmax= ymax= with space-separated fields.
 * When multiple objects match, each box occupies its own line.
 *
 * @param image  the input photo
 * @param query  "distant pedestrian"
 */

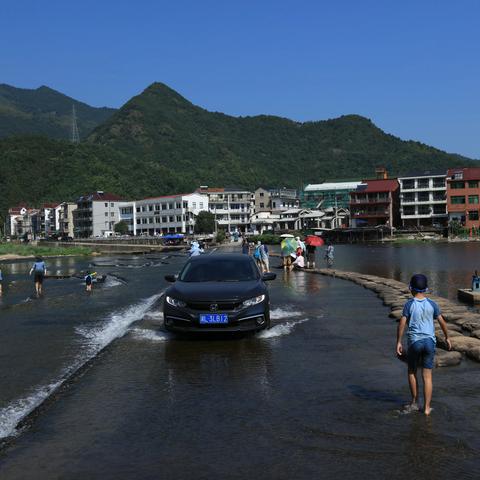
xmin=291 ymin=252 xmax=305 ymax=270
xmin=396 ymin=274 xmax=451 ymax=415
xmin=85 ymin=271 xmax=96 ymax=292
xmin=29 ymin=256 xmax=47 ymax=296
xmin=324 ymin=242 xmax=334 ymax=268
xmin=254 ymin=241 xmax=269 ymax=273
xmin=241 ymin=235 xmax=249 ymax=255
xmin=296 ymin=236 xmax=306 ymax=254
xmin=306 ymin=244 xmax=316 ymax=269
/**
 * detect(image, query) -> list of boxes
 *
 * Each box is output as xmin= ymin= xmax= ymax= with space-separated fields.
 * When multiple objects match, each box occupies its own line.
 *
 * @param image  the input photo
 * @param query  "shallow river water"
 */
xmin=0 ymin=245 xmax=479 ymax=479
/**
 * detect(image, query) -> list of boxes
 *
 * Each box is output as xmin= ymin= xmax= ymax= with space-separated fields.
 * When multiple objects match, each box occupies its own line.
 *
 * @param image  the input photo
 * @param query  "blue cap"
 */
xmin=409 ymin=274 xmax=428 ymax=293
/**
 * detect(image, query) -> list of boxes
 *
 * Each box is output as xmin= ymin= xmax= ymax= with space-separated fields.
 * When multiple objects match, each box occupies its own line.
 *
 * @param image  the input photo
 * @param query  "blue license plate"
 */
xmin=199 ymin=313 xmax=229 ymax=324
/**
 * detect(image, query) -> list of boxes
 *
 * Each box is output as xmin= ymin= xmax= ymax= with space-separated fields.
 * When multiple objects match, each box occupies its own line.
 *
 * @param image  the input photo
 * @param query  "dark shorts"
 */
xmin=34 ymin=273 xmax=44 ymax=284
xmin=407 ymin=338 xmax=435 ymax=370
xmin=86 ymin=277 xmax=92 ymax=286
xmin=307 ymin=251 xmax=315 ymax=262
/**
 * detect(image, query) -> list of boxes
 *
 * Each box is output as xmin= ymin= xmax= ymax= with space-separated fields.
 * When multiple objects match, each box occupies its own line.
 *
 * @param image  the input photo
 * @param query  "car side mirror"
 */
xmin=262 ymin=272 xmax=276 ymax=281
xmin=164 ymin=274 xmax=177 ymax=283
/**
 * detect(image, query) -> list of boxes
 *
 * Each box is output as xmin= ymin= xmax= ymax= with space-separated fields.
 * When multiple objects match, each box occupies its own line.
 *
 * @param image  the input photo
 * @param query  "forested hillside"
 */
xmin=0 ymin=84 xmax=116 ymax=140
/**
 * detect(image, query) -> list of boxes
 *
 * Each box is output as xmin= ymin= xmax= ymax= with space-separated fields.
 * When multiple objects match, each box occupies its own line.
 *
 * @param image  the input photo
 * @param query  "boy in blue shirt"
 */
xmin=396 ymin=274 xmax=451 ymax=415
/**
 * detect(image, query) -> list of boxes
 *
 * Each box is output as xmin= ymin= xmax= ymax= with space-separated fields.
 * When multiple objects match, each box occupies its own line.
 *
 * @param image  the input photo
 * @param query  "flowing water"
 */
xmin=0 ymin=245 xmax=479 ymax=479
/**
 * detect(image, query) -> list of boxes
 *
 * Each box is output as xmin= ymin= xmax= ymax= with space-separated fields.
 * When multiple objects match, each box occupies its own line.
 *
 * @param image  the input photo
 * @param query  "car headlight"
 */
xmin=166 ymin=296 xmax=186 ymax=308
xmin=242 ymin=294 xmax=265 ymax=308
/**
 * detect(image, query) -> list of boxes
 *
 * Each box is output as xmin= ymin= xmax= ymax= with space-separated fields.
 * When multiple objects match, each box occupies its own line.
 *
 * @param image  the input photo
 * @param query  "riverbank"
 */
xmin=0 ymin=243 xmax=93 ymax=261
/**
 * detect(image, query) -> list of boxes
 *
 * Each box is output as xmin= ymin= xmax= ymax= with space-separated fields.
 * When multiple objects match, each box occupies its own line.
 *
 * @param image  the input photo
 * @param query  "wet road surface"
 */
xmin=0 ymin=248 xmax=479 ymax=479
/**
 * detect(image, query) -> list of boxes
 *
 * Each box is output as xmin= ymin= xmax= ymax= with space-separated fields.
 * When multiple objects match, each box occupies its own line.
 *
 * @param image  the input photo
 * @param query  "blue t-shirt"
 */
xmin=32 ymin=261 xmax=46 ymax=272
xmin=402 ymin=297 xmax=440 ymax=346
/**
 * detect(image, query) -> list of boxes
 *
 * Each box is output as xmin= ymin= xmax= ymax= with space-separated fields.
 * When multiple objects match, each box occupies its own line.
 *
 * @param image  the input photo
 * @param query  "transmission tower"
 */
xmin=71 ymin=104 xmax=80 ymax=143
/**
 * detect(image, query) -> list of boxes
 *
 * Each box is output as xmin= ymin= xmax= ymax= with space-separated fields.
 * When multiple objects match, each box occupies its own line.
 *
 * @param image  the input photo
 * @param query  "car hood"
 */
xmin=167 ymin=280 xmax=264 ymax=302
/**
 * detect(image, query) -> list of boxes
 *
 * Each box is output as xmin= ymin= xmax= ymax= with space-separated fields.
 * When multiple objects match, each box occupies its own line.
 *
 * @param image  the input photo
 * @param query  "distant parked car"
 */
xmin=163 ymin=254 xmax=276 ymax=334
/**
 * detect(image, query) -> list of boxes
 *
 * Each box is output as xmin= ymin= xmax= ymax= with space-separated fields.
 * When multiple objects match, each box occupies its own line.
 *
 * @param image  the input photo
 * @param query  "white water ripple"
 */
xmin=257 ymin=318 xmax=309 ymax=339
xmin=270 ymin=306 xmax=304 ymax=320
xmin=130 ymin=328 xmax=171 ymax=342
xmin=0 ymin=292 xmax=162 ymax=440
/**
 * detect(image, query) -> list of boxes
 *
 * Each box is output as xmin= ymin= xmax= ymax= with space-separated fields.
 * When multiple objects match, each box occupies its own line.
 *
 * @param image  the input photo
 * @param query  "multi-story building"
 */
xmin=58 ymin=202 xmax=77 ymax=238
xmin=398 ymin=171 xmax=448 ymax=227
xmin=446 ymin=167 xmax=480 ymax=229
xmin=74 ymin=191 xmax=124 ymax=238
xmin=254 ymin=187 xmax=299 ymax=214
xmin=302 ymin=181 xmax=362 ymax=209
xmin=120 ymin=192 xmax=209 ymax=236
xmin=198 ymin=186 xmax=253 ymax=233
xmin=350 ymin=178 xmax=400 ymax=228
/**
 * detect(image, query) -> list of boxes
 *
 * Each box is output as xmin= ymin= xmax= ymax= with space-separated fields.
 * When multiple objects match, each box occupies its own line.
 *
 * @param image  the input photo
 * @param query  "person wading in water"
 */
xmin=29 ymin=256 xmax=47 ymax=296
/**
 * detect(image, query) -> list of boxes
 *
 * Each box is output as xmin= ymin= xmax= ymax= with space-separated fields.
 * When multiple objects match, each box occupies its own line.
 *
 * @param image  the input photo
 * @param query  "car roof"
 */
xmin=188 ymin=253 xmax=252 ymax=262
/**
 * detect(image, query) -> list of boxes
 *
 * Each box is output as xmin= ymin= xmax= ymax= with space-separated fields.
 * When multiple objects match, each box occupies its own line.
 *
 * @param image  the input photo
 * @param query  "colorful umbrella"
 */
xmin=305 ymin=235 xmax=324 ymax=247
xmin=281 ymin=238 xmax=297 ymax=256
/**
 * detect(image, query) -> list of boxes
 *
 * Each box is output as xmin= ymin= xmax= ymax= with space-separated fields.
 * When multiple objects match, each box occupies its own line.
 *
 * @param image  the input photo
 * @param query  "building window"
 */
xmin=451 ymin=196 xmax=466 ymax=204
xmin=402 ymin=180 xmax=415 ymax=189
xmin=105 ymin=212 xmax=108 ymax=217
xmin=403 ymin=193 xmax=415 ymax=202
xmin=433 ymin=178 xmax=445 ymax=188
xmin=260 ymin=192 xmax=264 ymax=197
xmin=176 ymin=215 xmax=182 ymax=222
xmin=192 ymin=202 xmax=197 ymax=209
xmin=176 ymin=202 xmax=181 ymax=209
xmin=162 ymin=216 xmax=167 ymax=223
xmin=155 ymin=204 xmax=160 ymax=211
xmin=417 ymin=179 xmax=429 ymax=189
xmin=468 ymin=195 xmax=479 ymax=204
xmin=418 ymin=205 xmax=430 ymax=215
xmin=403 ymin=206 xmax=415 ymax=215
xmin=418 ymin=192 xmax=429 ymax=202
xmin=168 ymin=203 xmax=174 ymax=210
xmin=161 ymin=204 xmax=166 ymax=210
xmin=433 ymin=205 xmax=446 ymax=214
xmin=469 ymin=181 xmax=479 ymax=189
xmin=149 ymin=218 xmax=154 ymax=224
xmin=148 ymin=205 xmax=153 ymax=211
xmin=183 ymin=201 xmax=188 ymax=208
xmin=136 ymin=219 xmax=140 ymax=224
xmin=136 ymin=207 xmax=140 ymax=212
xmin=199 ymin=202 xmax=204 ymax=209
xmin=104 ymin=203 xmax=108 ymax=207
xmin=469 ymin=211 xmax=479 ymax=220
xmin=169 ymin=216 xmax=174 ymax=222
xmin=260 ymin=203 xmax=265 ymax=208
xmin=450 ymin=181 xmax=465 ymax=189
xmin=111 ymin=212 xmax=115 ymax=216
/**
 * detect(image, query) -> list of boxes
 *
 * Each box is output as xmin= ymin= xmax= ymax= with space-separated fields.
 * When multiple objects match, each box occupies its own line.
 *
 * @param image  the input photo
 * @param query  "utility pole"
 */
xmin=71 ymin=105 xmax=80 ymax=143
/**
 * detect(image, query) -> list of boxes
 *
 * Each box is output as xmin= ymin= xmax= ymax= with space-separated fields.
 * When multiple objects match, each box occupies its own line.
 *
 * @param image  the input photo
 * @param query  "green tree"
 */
xmin=215 ymin=229 xmax=226 ymax=243
xmin=194 ymin=211 xmax=215 ymax=234
xmin=114 ymin=220 xmax=129 ymax=235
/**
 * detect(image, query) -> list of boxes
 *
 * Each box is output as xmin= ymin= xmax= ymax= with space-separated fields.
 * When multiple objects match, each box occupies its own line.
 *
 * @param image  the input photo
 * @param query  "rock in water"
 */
xmin=435 ymin=349 xmax=462 ymax=367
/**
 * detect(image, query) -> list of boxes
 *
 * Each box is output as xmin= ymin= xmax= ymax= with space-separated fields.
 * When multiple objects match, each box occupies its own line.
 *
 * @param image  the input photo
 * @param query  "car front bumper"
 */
xmin=163 ymin=302 xmax=269 ymax=333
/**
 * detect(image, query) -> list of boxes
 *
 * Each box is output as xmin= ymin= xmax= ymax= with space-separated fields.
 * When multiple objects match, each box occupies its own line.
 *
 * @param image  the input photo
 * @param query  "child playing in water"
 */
xmin=396 ymin=274 xmax=451 ymax=415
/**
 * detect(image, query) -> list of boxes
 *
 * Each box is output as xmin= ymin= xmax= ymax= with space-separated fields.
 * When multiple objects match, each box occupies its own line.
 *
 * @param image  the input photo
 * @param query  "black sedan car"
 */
xmin=163 ymin=254 xmax=276 ymax=333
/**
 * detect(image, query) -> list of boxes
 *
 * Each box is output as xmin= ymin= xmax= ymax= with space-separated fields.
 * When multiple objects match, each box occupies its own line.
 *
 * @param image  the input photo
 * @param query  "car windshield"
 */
xmin=179 ymin=257 xmax=259 ymax=282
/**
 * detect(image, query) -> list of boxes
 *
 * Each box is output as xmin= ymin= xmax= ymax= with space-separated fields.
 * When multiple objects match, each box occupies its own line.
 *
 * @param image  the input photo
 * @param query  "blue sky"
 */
xmin=1 ymin=0 xmax=479 ymax=158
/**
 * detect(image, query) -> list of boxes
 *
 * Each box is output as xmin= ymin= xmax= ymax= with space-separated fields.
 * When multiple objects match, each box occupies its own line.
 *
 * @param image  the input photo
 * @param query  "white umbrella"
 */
xmin=280 ymin=233 xmax=294 ymax=238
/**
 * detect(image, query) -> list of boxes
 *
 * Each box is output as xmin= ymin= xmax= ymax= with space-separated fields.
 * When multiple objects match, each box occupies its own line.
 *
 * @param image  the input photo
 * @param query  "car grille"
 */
xmin=186 ymin=301 xmax=242 ymax=311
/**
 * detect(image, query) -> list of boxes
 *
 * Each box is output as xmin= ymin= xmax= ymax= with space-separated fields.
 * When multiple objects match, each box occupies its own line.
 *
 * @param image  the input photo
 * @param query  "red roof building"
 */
xmin=446 ymin=168 xmax=480 ymax=229
xmin=350 ymin=178 xmax=400 ymax=228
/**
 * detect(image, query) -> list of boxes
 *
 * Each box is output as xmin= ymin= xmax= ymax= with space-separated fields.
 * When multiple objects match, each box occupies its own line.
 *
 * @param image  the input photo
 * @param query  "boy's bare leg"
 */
xmin=422 ymin=368 xmax=433 ymax=415
xmin=408 ymin=371 xmax=418 ymax=407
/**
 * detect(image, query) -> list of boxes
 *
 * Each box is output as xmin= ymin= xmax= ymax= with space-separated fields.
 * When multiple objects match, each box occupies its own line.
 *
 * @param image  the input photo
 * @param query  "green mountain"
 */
xmin=0 ymin=81 xmax=476 ymax=226
xmin=88 ymin=82 xmax=474 ymax=183
xmin=0 ymin=84 xmax=116 ymax=140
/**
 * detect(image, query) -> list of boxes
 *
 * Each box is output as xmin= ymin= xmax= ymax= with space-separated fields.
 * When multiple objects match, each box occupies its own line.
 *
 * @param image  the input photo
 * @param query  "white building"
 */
xmin=119 ymin=192 xmax=209 ymax=236
xmin=198 ymin=186 xmax=253 ymax=233
xmin=74 ymin=191 xmax=124 ymax=238
xmin=398 ymin=171 xmax=448 ymax=227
